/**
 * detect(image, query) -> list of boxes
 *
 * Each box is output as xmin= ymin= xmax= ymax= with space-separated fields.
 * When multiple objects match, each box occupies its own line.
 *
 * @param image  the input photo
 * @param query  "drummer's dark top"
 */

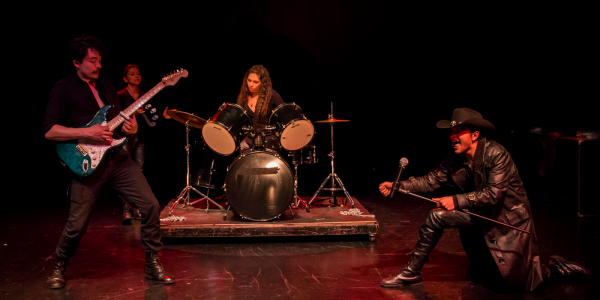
xmin=242 ymin=90 xmax=284 ymax=145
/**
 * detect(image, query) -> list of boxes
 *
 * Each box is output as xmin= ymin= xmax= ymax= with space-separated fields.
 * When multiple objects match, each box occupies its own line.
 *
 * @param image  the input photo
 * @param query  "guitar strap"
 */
xmin=87 ymin=80 xmax=105 ymax=108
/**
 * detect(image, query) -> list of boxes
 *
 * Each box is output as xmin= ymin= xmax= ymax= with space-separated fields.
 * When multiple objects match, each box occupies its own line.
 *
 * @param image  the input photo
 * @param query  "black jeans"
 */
xmin=55 ymin=149 xmax=163 ymax=259
xmin=123 ymin=137 xmax=145 ymax=172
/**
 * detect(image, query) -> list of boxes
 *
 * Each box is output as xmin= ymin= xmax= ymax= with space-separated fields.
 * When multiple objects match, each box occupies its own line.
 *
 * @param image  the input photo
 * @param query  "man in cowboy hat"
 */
xmin=378 ymin=108 xmax=592 ymax=291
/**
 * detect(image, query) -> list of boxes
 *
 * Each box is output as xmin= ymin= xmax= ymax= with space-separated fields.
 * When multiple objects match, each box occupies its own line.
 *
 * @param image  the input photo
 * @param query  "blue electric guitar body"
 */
xmin=56 ymin=69 xmax=188 ymax=176
xmin=56 ymin=106 xmax=127 ymax=176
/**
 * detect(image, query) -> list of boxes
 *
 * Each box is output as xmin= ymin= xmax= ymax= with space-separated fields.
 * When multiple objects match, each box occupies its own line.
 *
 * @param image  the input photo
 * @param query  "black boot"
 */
xmin=145 ymin=252 xmax=175 ymax=284
xmin=122 ymin=199 xmax=133 ymax=225
xmin=381 ymin=253 xmax=426 ymax=287
xmin=46 ymin=257 xmax=67 ymax=289
xmin=544 ymin=256 xmax=593 ymax=281
xmin=381 ymin=210 xmax=450 ymax=288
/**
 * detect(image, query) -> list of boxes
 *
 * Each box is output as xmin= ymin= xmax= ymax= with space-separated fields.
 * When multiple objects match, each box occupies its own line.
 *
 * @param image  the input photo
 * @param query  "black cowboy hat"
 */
xmin=436 ymin=108 xmax=495 ymax=131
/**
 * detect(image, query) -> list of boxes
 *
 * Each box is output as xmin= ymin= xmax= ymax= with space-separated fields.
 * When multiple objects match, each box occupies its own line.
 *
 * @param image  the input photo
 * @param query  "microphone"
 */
xmin=390 ymin=157 xmax=409 ymax=198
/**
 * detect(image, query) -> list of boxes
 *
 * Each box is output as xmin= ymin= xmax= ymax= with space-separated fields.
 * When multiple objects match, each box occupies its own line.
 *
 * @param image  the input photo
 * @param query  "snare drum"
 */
xmin=202 ymin=103 xmax=251 ymax=155
xmin=225 ymin=150 xmax=294 ymax=221
xmin=269 ymin=103 xmax=314 ymax=151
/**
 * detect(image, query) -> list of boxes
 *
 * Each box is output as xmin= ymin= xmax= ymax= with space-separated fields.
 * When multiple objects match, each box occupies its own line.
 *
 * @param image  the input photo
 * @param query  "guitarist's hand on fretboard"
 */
xmin=121 ymin=116 xmax=138 ymax=136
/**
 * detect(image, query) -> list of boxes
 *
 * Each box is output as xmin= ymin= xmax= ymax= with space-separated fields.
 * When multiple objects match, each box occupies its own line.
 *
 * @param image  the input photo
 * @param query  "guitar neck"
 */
xmin=107 ymin=81 xmax=166 ymax=131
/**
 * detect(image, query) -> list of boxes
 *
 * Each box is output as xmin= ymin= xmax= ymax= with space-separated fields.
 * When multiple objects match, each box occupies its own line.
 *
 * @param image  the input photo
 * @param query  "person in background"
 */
xmin=117 ymin=64 xmax=171 ymax=224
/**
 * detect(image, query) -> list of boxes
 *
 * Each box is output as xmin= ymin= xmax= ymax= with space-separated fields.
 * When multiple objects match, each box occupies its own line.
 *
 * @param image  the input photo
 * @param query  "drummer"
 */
xmin=236 ymin=65 xmax=284 ymax=150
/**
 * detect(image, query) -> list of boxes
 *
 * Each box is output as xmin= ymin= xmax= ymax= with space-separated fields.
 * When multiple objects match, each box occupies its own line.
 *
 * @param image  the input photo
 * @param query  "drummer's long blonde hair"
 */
xmin=236 ymin=65 xmax=273 ymax=120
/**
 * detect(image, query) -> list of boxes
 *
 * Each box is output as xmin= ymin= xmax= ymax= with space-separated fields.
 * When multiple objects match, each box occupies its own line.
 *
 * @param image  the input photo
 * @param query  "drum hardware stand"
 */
xmin=187 ymin=159 xmax=224 ymax=213
xmin=291 ymin=162 xmax=308 ymax=210
xmin=307 ymin=102 xmax=355 ymax=212
xmin=168 ymin=120 xmax=225 ymax=217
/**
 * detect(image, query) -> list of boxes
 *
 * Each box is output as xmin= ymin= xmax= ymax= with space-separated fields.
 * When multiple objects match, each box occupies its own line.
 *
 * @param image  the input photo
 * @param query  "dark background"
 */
xmin=13 ymin=2 xmax=596 ymax=208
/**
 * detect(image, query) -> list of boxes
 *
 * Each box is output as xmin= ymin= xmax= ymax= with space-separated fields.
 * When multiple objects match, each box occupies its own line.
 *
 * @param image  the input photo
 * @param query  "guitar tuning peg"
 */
xmin=179 ymin=68 xmax=183 ymax=71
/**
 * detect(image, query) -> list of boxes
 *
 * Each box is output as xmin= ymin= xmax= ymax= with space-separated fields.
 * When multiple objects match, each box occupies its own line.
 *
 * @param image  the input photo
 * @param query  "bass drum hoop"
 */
xmin=225 ymin=150 xmax=294 ymax=221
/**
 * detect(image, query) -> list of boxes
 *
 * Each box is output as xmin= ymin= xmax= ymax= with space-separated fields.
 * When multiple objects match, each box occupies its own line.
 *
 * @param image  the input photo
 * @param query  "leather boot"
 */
xmin=145 ymin=252 xmax=175 ymax=284
xmin=381 ymin=253 xmax=426 ymax=287
xmin=46 ymin=257 xmax=67 ymax=289
xmin=122 ymin=199 xmax=132 ymax=225
xmin=382 ymin=210 xmax=447 ymax=288
xmin=544 ymin=256 xmax=593 ymax=281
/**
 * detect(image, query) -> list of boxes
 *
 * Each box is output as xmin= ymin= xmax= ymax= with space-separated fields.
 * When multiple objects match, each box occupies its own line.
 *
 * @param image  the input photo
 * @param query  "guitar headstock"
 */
xmin=162 ymin=69 xmax=189 ymax=86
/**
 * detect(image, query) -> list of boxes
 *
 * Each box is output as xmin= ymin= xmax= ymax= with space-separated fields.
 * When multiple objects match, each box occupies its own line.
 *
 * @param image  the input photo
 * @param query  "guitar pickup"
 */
xmin=76 ymin=145 xmax=88 ymax=156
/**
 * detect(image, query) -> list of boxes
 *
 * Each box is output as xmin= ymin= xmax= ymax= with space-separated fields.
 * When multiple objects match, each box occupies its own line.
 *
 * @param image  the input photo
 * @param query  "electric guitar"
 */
xmin=56 ymin=69 xmax=188 ymax=176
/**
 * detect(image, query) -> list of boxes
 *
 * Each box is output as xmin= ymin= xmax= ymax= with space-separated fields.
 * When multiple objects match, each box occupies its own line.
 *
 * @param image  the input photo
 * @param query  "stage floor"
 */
xmin=2 ymin=193 xmax=599 ymax=300
xmin=160 ymin=197 xmax=378 ymax=239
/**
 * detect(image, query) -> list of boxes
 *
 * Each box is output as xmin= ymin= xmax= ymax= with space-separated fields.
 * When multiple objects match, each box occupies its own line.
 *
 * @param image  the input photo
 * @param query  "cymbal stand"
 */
xmin=168 ymin=120 xmax=225 ymax=217
xmin=307 ymin=103 xmax=354 ymax=212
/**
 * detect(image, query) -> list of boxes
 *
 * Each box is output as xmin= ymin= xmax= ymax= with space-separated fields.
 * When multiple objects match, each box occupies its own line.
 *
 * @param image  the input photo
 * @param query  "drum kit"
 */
xmin=166 ymin=102 xmax=354 ymax=221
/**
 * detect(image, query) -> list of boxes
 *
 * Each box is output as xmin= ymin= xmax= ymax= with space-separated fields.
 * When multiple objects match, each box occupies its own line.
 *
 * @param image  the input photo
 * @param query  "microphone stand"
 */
xmin=390 ymin=158 xmax=408 ymax=199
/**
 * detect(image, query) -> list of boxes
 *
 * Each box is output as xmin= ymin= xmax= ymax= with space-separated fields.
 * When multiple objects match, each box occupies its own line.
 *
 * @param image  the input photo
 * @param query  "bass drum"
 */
xmin=225 ymin=150 xmax=294 ymax=221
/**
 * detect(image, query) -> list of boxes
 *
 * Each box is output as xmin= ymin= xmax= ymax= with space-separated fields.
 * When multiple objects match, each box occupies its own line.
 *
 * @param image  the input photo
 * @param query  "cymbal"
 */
xmin=314 ymin=118 xmax=351 ymax=124
xmin=166 ymin=110 xmax=207 ymax=129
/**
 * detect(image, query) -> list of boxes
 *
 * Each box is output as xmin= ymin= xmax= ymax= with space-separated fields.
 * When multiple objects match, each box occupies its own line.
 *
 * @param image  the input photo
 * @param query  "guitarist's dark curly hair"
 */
xmin=236 ymin=65 xmax=273 ymax=120
xmin=68 ymin=34 xmax=105 ymax=63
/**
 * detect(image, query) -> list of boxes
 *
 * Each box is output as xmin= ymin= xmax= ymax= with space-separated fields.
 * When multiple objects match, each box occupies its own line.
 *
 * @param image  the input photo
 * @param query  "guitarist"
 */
xmin=42 ymin=34 xmax=175 ymax=289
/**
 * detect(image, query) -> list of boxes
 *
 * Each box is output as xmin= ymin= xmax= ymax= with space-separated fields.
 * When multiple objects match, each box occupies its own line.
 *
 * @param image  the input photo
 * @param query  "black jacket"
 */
xmin=400 ymin=138 xmax=543 ymax=291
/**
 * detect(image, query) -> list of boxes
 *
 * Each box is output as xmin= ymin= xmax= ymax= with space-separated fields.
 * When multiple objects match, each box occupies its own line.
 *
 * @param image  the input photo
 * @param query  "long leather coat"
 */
xmin=400 ymin=138 xmax=543 ymax=291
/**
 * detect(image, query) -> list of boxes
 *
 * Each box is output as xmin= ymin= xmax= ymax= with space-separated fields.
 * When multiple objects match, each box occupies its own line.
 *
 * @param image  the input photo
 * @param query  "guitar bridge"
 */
xmin=76 ymin=145 xmax=88 ymax=156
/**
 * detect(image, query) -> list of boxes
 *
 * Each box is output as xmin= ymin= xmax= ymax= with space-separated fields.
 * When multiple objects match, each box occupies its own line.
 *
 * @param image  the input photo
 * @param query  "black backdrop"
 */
xmin=15 ymin=2 xmax=595 ymax=206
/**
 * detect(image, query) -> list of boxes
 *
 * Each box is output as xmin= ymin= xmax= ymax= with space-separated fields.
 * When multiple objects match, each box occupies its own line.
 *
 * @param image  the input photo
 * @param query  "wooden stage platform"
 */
xmin=159 ymin=197 xmax=378 ymax=240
